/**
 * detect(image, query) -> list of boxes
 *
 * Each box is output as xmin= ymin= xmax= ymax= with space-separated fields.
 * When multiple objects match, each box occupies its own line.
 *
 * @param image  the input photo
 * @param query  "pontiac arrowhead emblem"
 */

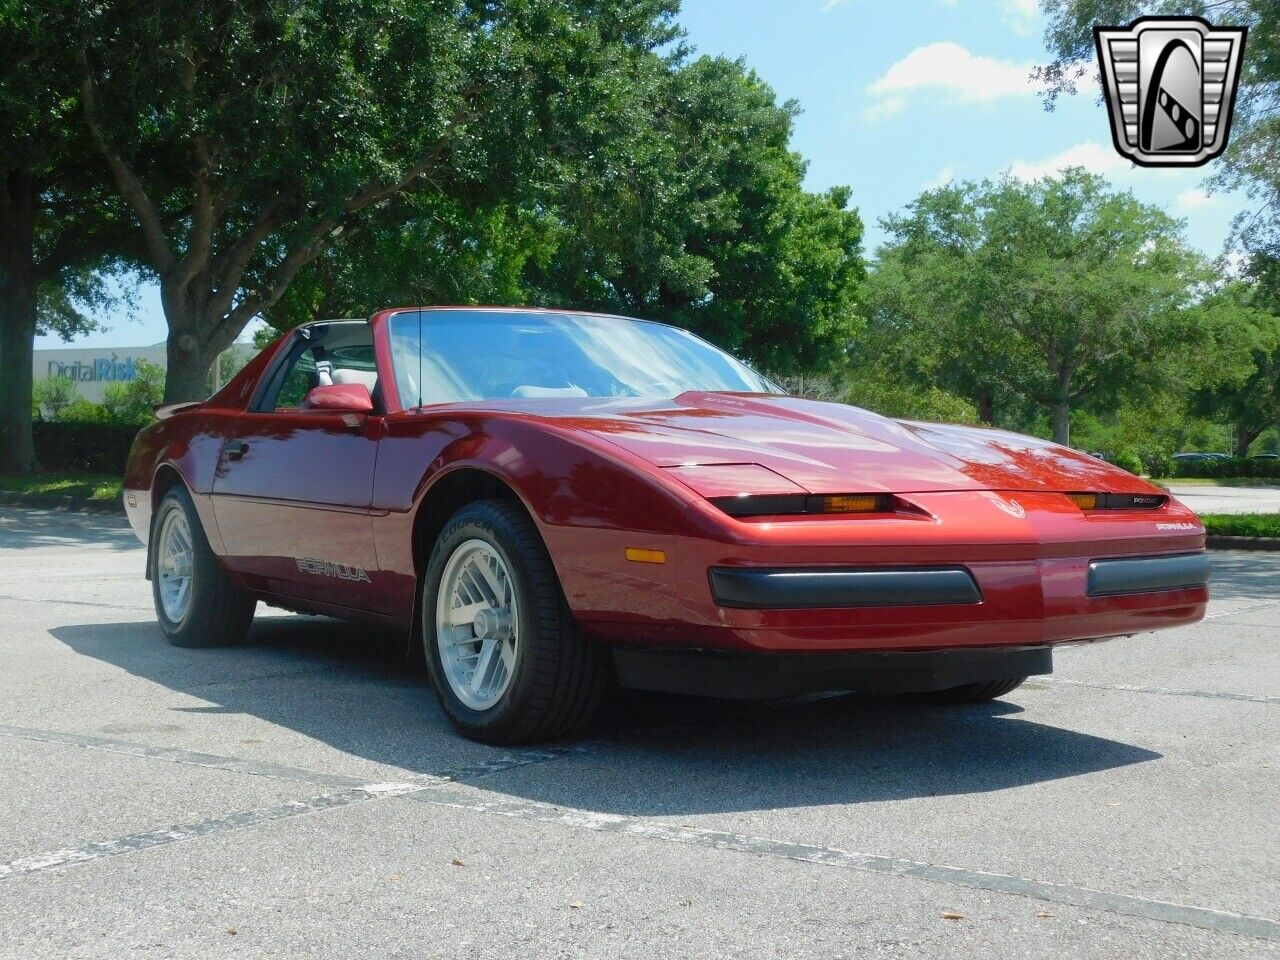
xmin=1095 ymin=17 xmax=1247 ymax=167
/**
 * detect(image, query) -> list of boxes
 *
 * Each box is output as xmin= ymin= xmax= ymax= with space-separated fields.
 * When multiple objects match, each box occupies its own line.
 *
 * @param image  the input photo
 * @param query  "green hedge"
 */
xmin=1174 ymin=457 xmax=1280 ymax=479
xmin=1200 ymin=513 xmax=1280 ymax=538
xmin=32 ymin=422 xmax=141 ymax=474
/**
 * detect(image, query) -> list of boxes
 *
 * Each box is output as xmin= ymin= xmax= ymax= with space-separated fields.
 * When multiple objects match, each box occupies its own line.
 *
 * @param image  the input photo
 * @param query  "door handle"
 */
xmin=223 ymin=440 xmax=250 ymax=462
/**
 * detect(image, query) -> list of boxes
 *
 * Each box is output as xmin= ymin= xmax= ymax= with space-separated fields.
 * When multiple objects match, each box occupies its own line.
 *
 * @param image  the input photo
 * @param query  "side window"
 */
xmin=254 ymin=322 xmax=378 ymax=413
xmin=271 ymin=347 xmax=320 ymax=411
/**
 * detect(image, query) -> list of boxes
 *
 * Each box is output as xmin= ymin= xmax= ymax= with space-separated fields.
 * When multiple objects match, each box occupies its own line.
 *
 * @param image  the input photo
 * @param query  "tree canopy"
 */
xmin=870 ymin=170 xmax=1201 ymax=444
xmin=262 ymin=53 xmax=866 ymax=375
xmin=72 ymin=0 xmax=688 ymax=400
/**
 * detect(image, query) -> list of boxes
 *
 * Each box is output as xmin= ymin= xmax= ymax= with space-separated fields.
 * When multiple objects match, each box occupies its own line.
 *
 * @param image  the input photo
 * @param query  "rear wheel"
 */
xmin=150 ymin=486 xmax=255 ymax=647
xmin=922 ymin=677 xmax=1026 ymax=704
xmin=422 ymin=499 xmax=608 ymax=744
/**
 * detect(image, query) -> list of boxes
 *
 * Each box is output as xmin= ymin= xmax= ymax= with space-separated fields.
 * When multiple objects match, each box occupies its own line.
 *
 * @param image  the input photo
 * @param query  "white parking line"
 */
xmin=408 ymin=787 xmax=1280 ymax=943
xmin=2 ymin=722 xmax=1278 ymax=942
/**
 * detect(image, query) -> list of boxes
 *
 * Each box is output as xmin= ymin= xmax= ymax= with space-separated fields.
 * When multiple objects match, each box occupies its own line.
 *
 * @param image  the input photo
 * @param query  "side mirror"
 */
xmin=302 ymin=383 xmax=374 ymax=414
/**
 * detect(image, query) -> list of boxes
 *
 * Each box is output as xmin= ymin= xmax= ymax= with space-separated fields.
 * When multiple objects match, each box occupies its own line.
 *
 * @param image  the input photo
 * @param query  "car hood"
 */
xmin=533 ymin=392 xmax=1160 ymax=495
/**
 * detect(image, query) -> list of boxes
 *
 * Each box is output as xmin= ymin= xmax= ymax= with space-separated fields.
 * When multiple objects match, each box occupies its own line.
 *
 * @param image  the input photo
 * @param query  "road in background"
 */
xmin=0 ymin=506 xmax=1277 ymax=958
xmin=1167 ymin=483 xmax=1280 ymax=515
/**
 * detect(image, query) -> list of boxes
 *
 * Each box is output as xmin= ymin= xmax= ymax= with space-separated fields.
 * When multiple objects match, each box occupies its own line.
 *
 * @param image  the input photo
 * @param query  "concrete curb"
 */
xmin=0 ymin=491 xmax=124 ymax=515
xmin=1205 ymin=534 xmax=1280 ymax=552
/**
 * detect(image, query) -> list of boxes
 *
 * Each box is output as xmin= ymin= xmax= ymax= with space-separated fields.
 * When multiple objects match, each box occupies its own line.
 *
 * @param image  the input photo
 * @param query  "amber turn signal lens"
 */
xmin=625 ymin=547 xmax=667 ymax=564
xmin=1068 ymin=493 xmax=1099 ymax=510
xmin=820 ymin=495 xmax=885 ymax=513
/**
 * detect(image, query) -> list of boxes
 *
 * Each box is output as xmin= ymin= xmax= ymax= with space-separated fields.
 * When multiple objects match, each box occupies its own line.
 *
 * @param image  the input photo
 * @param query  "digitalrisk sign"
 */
xmin=47 ymin=356 xmax=140 ymax=383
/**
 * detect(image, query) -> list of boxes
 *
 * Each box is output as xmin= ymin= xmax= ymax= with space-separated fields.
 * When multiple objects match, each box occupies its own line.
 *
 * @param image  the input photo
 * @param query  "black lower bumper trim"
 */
xmin=1086 ymin=552 xmax=1210 ymax=597
xmin=613 ymin=645 xmax=1052 ymax=699
xmin=708 ymin=566 xmax=982 ymax=610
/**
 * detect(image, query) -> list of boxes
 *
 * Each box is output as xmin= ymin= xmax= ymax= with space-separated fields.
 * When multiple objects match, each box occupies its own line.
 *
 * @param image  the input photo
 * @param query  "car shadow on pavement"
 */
xmin=50 ymin=616 xmax=1161 ymax=815
xmin=1202 ymin=552 xmax=1280 ymax=602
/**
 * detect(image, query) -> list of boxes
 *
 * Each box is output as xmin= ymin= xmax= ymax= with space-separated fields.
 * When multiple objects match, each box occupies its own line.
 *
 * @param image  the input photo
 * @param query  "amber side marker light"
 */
xmin=1068 ymin=492 xmax=1167 ymax=510
xmin=625 ymin=548 xmax=667 ymax=564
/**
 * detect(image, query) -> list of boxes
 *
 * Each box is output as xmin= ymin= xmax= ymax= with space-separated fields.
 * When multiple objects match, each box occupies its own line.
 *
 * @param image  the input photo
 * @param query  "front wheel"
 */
xmin=422 ymin=499 xmax=608 ymax=744
xmin=150 ymin=486 xmax=255 ymax=648
xmin=921 ymin=677 xmax=1027 ymax=704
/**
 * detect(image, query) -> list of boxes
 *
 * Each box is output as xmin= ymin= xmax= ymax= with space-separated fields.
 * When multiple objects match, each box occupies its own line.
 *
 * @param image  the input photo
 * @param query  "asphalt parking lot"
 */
xmin=1165 ymin=483 xmax=1280 ymax=515
xmin=0 ymin=506 xmax=1277 ymax=959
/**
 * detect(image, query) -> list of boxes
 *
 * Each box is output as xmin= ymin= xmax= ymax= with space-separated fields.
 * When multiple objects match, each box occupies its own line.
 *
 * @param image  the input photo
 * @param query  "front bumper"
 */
xmin=1086 ymin=552 xmax=1211 ymax=597
xmin=557 ymin=490 xmax=1210 ymax=655
xmin=709 ymin=566 xmax=982 ymax=609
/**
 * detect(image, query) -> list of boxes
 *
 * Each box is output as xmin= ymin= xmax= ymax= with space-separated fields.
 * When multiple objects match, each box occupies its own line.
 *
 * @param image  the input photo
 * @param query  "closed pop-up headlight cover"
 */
xmin=663 ymin=463 xmax=808 ymax=500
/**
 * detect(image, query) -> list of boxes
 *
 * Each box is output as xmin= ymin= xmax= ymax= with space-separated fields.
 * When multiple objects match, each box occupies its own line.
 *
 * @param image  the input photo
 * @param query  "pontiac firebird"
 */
xmin=123 ymin=307 xmax=1210 ymax=743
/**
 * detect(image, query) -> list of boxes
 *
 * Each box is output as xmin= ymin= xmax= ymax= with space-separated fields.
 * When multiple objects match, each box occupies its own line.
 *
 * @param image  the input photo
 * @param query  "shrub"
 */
xmin=32 ymin=376 xmax=79 ymax=419
xmin=1111 ymin=449 xmax=1144 ymax=476
xmin=1174 ymin=457 xmax=1280 ymax=479
xmin=31 ymin=422 xmax=141 ymax=473
xmin=58 ymin=398 xmax=115 ymax=424
xmin=1142 ymin=450 xmax=1174 ymax=479
xmin=103 ymin=359 xmax=165 ymax=425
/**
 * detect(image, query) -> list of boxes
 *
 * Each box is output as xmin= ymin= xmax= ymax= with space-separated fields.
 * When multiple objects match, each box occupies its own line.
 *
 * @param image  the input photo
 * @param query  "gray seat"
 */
xmin=332 ymin=368 xmax=378 ymax=392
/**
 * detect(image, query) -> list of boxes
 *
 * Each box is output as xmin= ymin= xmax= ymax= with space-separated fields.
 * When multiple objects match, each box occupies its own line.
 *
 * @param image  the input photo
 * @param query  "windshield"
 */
xmin=388 ymin=310 xmax=780 ymax=406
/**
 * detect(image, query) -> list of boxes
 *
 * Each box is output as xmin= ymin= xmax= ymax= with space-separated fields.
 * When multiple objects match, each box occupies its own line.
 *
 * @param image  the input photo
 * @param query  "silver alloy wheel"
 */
xmin=435 ymin=538 xmax=520 ymax=711
xmin=157 ymin=508 xmax=194 ymax=623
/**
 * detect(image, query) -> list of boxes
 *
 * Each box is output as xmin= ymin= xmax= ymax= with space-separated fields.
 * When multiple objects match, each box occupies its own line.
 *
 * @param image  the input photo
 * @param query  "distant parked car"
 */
xmin=1174 ymin=452 xmax=1230 ymax=463
xmin=1250 ymin=453 xmax=1280 ymax=461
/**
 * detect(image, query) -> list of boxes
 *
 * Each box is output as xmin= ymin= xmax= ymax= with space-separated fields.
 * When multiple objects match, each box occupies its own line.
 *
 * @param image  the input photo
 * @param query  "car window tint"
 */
xmin=273 ymin=348 xmax=319 ymax=410
xmin=388 ymin=310 xmax=779 ymax=406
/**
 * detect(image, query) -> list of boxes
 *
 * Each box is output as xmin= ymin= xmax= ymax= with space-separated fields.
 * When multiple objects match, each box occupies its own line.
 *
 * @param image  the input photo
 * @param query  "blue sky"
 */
xmin=42 ymin=0 xmax=1250 ymax=350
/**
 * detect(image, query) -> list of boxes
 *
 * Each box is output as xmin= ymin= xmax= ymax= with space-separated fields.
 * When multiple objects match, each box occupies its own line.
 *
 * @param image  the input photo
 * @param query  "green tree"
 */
xmin=1191 ymin=261 xmax=1280 ymax=453
xmin=524 ymin=55 xmax=865 ymax=373
xmin=1036 ymin=1 xmax=1279 ymax=254
xmin=260 ymin=54 xmax=866 ymax=375
xmin=31 ymin=375 xmax=78 ymax=420
xmin=74 ymin=0 xmax=681 ymax=402
xmin=872 ymin=170 xmax=1201 ymax=445
xmin=0 ymin=0 xmax=140 ymax=473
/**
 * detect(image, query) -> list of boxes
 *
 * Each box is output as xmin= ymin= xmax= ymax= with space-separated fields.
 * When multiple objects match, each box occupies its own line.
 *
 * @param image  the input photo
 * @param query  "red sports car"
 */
xmin=124 ymin=307 xmax=1210 ymax=743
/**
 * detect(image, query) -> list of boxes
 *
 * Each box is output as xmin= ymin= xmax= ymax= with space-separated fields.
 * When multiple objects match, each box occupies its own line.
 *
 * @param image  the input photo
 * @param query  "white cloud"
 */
xmin=1008 ymin=141 xmax=1132 ymax=181
xmin=925 ymin=165 xmax=957 ymax=189
xmin=1175 ymin=188 xmax=1215 ymax=210
xmin=1003 ymin=0 xmax=1041 ymax=34
xmin=865 ymin=42 xmax=1037 ymax=119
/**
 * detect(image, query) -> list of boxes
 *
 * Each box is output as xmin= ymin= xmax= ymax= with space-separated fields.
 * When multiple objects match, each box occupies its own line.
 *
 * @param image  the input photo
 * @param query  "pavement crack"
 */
xmin=1041 ymin=677 xmax=1279 ymax=705
xmin=404 ymin=785 xmax=1280 ymax=944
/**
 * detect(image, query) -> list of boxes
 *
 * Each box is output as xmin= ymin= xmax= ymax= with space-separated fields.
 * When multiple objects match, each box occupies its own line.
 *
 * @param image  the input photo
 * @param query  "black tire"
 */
xmin=422 ymin=499 xmax=609 ymax=744
xmin=921 ymin=677 xmax=1026 ymax=704
xmin=150 ymin=486 xmax=255 ymax=648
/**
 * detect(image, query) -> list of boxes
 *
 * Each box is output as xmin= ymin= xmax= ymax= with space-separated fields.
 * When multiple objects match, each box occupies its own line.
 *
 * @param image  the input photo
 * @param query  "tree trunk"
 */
xmin=1238 ymin=423 xmax=1265 ymax=458
xmin=0 ymin=169 xmax=40 ymax=475
xmin=163 ymin=330 xmax=214 ymax=403
xmin=1051 ymin=400 xmax=1071 ymax=446
xmin=1050 ymin=361 xmax=1074 ymax=447
xmin=975 ymin=386 xmax=995 ymax=425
